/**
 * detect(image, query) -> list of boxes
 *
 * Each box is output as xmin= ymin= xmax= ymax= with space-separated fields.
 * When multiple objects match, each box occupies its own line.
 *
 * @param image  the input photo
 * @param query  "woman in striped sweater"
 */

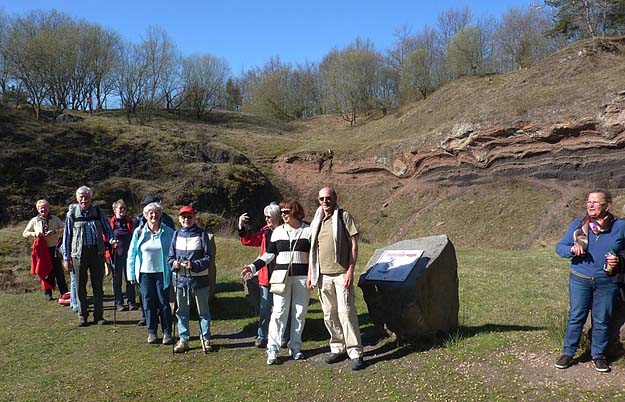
xmin=241 ymin=199 xmax=312 ymax=365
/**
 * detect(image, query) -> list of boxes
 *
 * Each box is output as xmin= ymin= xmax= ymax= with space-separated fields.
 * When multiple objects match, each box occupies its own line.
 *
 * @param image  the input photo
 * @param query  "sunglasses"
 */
xmin=280 ymin=209 xmax=291 ymax=215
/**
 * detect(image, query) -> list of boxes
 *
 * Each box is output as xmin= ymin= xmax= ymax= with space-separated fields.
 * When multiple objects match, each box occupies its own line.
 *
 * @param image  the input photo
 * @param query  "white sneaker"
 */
xmin=267 ymin=350 xmax=278 ymax=365
xmin=290 ymin=349 xmax=304 ymax=360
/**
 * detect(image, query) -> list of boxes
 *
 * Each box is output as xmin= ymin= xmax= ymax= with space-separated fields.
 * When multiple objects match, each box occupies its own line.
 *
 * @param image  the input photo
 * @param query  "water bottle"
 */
xmin=603 ymin=249 xmax=617 ymax=276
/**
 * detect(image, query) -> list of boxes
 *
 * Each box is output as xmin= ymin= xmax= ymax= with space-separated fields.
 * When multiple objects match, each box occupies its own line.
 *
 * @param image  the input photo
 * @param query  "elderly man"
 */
xmin=308 ymin=187 xmax=364 ymax=370
xmin=62 ymin=186 xmax=116 ymax=327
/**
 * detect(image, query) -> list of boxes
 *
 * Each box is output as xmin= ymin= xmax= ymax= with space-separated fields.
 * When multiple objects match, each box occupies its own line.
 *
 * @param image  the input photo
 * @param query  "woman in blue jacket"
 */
xmin=127 ymin=202 xmax=174 ymax=345
xmin=555 ymin=189 xmax=625 ymax=373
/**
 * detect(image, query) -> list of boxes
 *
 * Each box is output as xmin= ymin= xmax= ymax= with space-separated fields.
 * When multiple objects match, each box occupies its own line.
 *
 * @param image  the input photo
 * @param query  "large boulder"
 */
xmin=358 ymin=235 xmax=459 ymax=342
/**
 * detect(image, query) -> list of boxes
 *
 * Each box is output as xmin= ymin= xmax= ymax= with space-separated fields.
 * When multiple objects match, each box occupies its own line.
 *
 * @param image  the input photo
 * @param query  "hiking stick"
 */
xmin=111 ymin=251 xmax=117 ymax=327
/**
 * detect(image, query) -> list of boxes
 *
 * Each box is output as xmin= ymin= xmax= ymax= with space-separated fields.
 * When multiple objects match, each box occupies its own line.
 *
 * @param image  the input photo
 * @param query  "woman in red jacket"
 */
xmin=238 ymin=202 xmax=282 ymax=348
xmin=108 ymin=200 xmax=136 ymax=311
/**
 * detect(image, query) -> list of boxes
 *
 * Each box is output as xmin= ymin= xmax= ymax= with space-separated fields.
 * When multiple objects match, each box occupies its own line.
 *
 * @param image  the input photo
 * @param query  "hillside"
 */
xmin=2 ymin=37 xmax=625 ymax=248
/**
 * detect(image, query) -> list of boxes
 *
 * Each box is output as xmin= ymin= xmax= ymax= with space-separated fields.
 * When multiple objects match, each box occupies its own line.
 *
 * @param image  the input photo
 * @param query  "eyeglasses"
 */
xmin=318 ymin=197 xmax=333 ymax=202
xmin=280 ymin=209 xmax=290 ymax=215
xmin=586 ymin=201 xmax=606 ymax=206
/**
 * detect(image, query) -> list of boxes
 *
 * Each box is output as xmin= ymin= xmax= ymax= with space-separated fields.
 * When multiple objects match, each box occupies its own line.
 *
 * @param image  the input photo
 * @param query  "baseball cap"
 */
xmin=178 ymin=205 xmax=196 ymax=216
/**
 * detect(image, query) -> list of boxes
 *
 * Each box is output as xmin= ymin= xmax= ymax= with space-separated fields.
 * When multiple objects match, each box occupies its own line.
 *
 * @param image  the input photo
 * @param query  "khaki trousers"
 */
xmin=319 ymin=273 xmax=363 ymax=358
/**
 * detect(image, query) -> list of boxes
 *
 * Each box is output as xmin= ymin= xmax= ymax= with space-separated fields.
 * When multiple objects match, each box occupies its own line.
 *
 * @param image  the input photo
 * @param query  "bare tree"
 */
xmin=116 ymin=40 xmax=149 ymax=124
xmin=181 ymin=53 xmax=229 ymax=118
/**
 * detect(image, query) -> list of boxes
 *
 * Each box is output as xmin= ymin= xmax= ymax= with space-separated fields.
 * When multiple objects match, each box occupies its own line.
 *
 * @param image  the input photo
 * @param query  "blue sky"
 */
xmin=1 ymin=0 xmax=535 ymax=74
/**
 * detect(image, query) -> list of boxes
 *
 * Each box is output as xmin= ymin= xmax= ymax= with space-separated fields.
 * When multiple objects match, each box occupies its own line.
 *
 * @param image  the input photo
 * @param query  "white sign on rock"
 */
xmin=365 ymin=250 xmax=423 ymax=282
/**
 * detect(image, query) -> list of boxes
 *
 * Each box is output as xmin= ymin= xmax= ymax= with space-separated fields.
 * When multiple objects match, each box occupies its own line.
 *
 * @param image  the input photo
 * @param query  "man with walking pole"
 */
xmin=168 ymin=206 xmax=214 ymax=353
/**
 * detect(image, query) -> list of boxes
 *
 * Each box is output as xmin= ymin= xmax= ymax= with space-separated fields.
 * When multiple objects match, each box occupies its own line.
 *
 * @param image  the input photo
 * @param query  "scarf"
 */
xmin=573 ymin=213 xmax=615 ymax=251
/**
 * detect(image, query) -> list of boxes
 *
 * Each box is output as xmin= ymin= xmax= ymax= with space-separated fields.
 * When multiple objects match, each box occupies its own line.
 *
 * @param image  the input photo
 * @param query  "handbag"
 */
xmin=269 ymin=226 xmax=303 ymax=294
xmin=269 ymin=269 xmax=288 ymax=294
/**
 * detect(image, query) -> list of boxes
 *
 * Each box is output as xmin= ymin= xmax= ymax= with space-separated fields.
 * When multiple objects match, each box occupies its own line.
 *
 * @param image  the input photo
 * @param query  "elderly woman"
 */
xmin=241 ymin=199 xmax=312 ymax=364
xmin=127 ymin=202 xmax=174 ymax=345
xmin=23 ymin=199 xmax=67 ymax=301
xmin=555 ymin=189 xmax=625 ymax=373
xmin=238 ymin=202 xmax=284 ymax=348
xmin=108 ymin=199 xmax=136 ymax=311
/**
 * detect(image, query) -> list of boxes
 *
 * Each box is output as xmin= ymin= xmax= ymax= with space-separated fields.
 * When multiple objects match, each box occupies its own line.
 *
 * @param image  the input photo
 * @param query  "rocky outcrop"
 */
xmin=344 ymin=91 xmax=625 ymax=187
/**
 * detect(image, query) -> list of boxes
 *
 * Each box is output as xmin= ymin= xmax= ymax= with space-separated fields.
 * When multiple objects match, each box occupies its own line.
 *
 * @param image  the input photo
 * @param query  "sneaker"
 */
xmin=116 ymin=304 xmax=127 ymax=312
xmin=95 ymin=319 xmax=107 ymax=326
xmin=351 ymin=357 xmax=365 ymax=371
xmin=128 ymin=303 xmax=139 ymax=311
xmin=147 ymin=334 xmax=158 ymax=344
xmin=255 ymin=338 xmax=267 ymax=348
xmin=137 ymin=318 xmax=146 ymax=326
xmin=202 ymin=339 xmax=214 ymax=353
xmin=173 ymin=340 xmax=189 ymax=353
xmin=324 ymin=352 xmax=346 ymax=364
xmin=554 ymin=354 xmax=574 ymax=369
xmin=162 ymin=333 xmax=174 ymax=345
xmin=290 ymin=349 xmax=304 ymax=360
xmin=267 ymin=350 xmax=278 ymax=365
xmin=592 ymin=358 xmax=610 ymax=372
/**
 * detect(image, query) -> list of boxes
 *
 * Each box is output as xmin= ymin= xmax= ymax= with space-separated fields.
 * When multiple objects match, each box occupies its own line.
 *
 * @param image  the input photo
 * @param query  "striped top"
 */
xmin=251 ymin=223 xmax=311 ymax=277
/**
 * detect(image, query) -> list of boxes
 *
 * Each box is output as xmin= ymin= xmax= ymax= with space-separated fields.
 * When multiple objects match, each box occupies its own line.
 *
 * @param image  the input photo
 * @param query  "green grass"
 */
xmin=2 ymin=229 xmax=624 ymax=401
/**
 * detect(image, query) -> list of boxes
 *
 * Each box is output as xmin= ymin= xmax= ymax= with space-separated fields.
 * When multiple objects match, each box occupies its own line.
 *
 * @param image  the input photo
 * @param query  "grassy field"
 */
xmin=1 ymin=223 xmax=624 ymax=401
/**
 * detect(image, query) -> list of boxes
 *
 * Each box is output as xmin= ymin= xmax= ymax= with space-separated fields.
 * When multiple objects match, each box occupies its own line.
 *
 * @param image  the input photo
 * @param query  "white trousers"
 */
xmin=267 ymin=275 xmax=311 ymax=353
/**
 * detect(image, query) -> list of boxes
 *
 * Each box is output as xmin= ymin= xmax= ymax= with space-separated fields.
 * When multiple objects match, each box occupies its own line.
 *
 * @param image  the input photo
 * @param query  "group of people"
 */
xmin=25 ymin=186 xmax=214 ymax=353
xmin=23 ymin=185 xmax=366 ymax=370
xmin=27 ymin=186 xmax=625 ymax=372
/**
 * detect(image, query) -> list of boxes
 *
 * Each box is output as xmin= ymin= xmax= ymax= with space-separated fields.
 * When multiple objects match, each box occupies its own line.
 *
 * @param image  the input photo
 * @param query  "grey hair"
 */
xmin=76 ymin=186 xmax=93 ymax=197
xmin=143 ymin=202 xmax=162 ymax=218
xmin=264 ymin=202 xmax=281 ymax=224
xmin=35 ymin=199 xmax=49 ymax=209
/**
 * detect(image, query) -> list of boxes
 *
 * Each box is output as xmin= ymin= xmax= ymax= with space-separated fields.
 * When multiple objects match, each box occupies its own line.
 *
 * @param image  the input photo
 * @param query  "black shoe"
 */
xmin=137 ymin=318 xmax=146 ymax=326
xmin=77 ymin=317 xmax=88 ymax=327
xmin=592 ymin=358 xmax=610 ymax=372
xmin=351 ymin=357 xmax=365 ymax=371
xmin=324 ymin=353 xmax=346 ymax=364
xmin=554 ymin=354 xmax=574 ymax=369
xmin=45 ymin=293 xmax=53 ymax=301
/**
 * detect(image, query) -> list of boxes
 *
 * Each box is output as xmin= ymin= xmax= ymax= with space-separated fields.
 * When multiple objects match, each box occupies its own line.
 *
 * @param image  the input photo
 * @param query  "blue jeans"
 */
xmin=112 ymin=255 xmax=135 ymax=306
xmin=258 ymin=285 xmax=272 ymax=340
xmin=140 ymin=272 xmax=172 ymax=336
xmin=563 ymin=272 xmax=618 ymax=359
xmin=69 ymin=271 xmax=78 ymax=312
xmin=175 ymin=285 xmax=211 ymax=341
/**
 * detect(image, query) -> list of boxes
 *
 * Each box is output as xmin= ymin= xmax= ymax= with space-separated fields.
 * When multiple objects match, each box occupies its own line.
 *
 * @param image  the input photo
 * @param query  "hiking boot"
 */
xmin=554 ymin=354 xmax=574 ymax=369
xmin=147 ymin=334 xmax=158 ymax=344
xmin=137 ymin=318 xmax=146 ymax=326
xmin=267 ymin=350 xmax=278 ymax=365
xmin=128 ymin=303 xmax=139 ymax=311
xmin=77 ymin=317 xmax=88 ymax=327
xmin=173 ymin=340 xmax=189 ymax=353
xmin=324 ymin=352 xmax=346 ymax=364
xmin=351 ymin=357 xmax=365 ymax=371
xmin=202 ymin=339 xmax=214 ymax=353
xmin=116 ymin=304 xmax=127 ymax=312
xmin=162 ymin=333 xmax=174 ymax=345
xmin=592 ymin=358 xmax=610 ymax=373
xmin=255 ymin=338 xmax=267 ymax=348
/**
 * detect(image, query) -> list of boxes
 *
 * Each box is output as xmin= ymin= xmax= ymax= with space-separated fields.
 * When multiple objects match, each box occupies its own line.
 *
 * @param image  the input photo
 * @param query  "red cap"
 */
xmin=178 ymin=205 xmax=196 ymax=216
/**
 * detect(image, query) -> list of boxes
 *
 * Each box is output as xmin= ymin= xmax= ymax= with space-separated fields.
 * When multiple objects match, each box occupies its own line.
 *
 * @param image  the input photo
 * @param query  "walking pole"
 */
xmin=111 ymin=251 xmax=117 ymax=327
xmin=172 ymin=265 xmax=179 ymax=356
xmin=186 ymin=264 xmax=207 ymax=353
